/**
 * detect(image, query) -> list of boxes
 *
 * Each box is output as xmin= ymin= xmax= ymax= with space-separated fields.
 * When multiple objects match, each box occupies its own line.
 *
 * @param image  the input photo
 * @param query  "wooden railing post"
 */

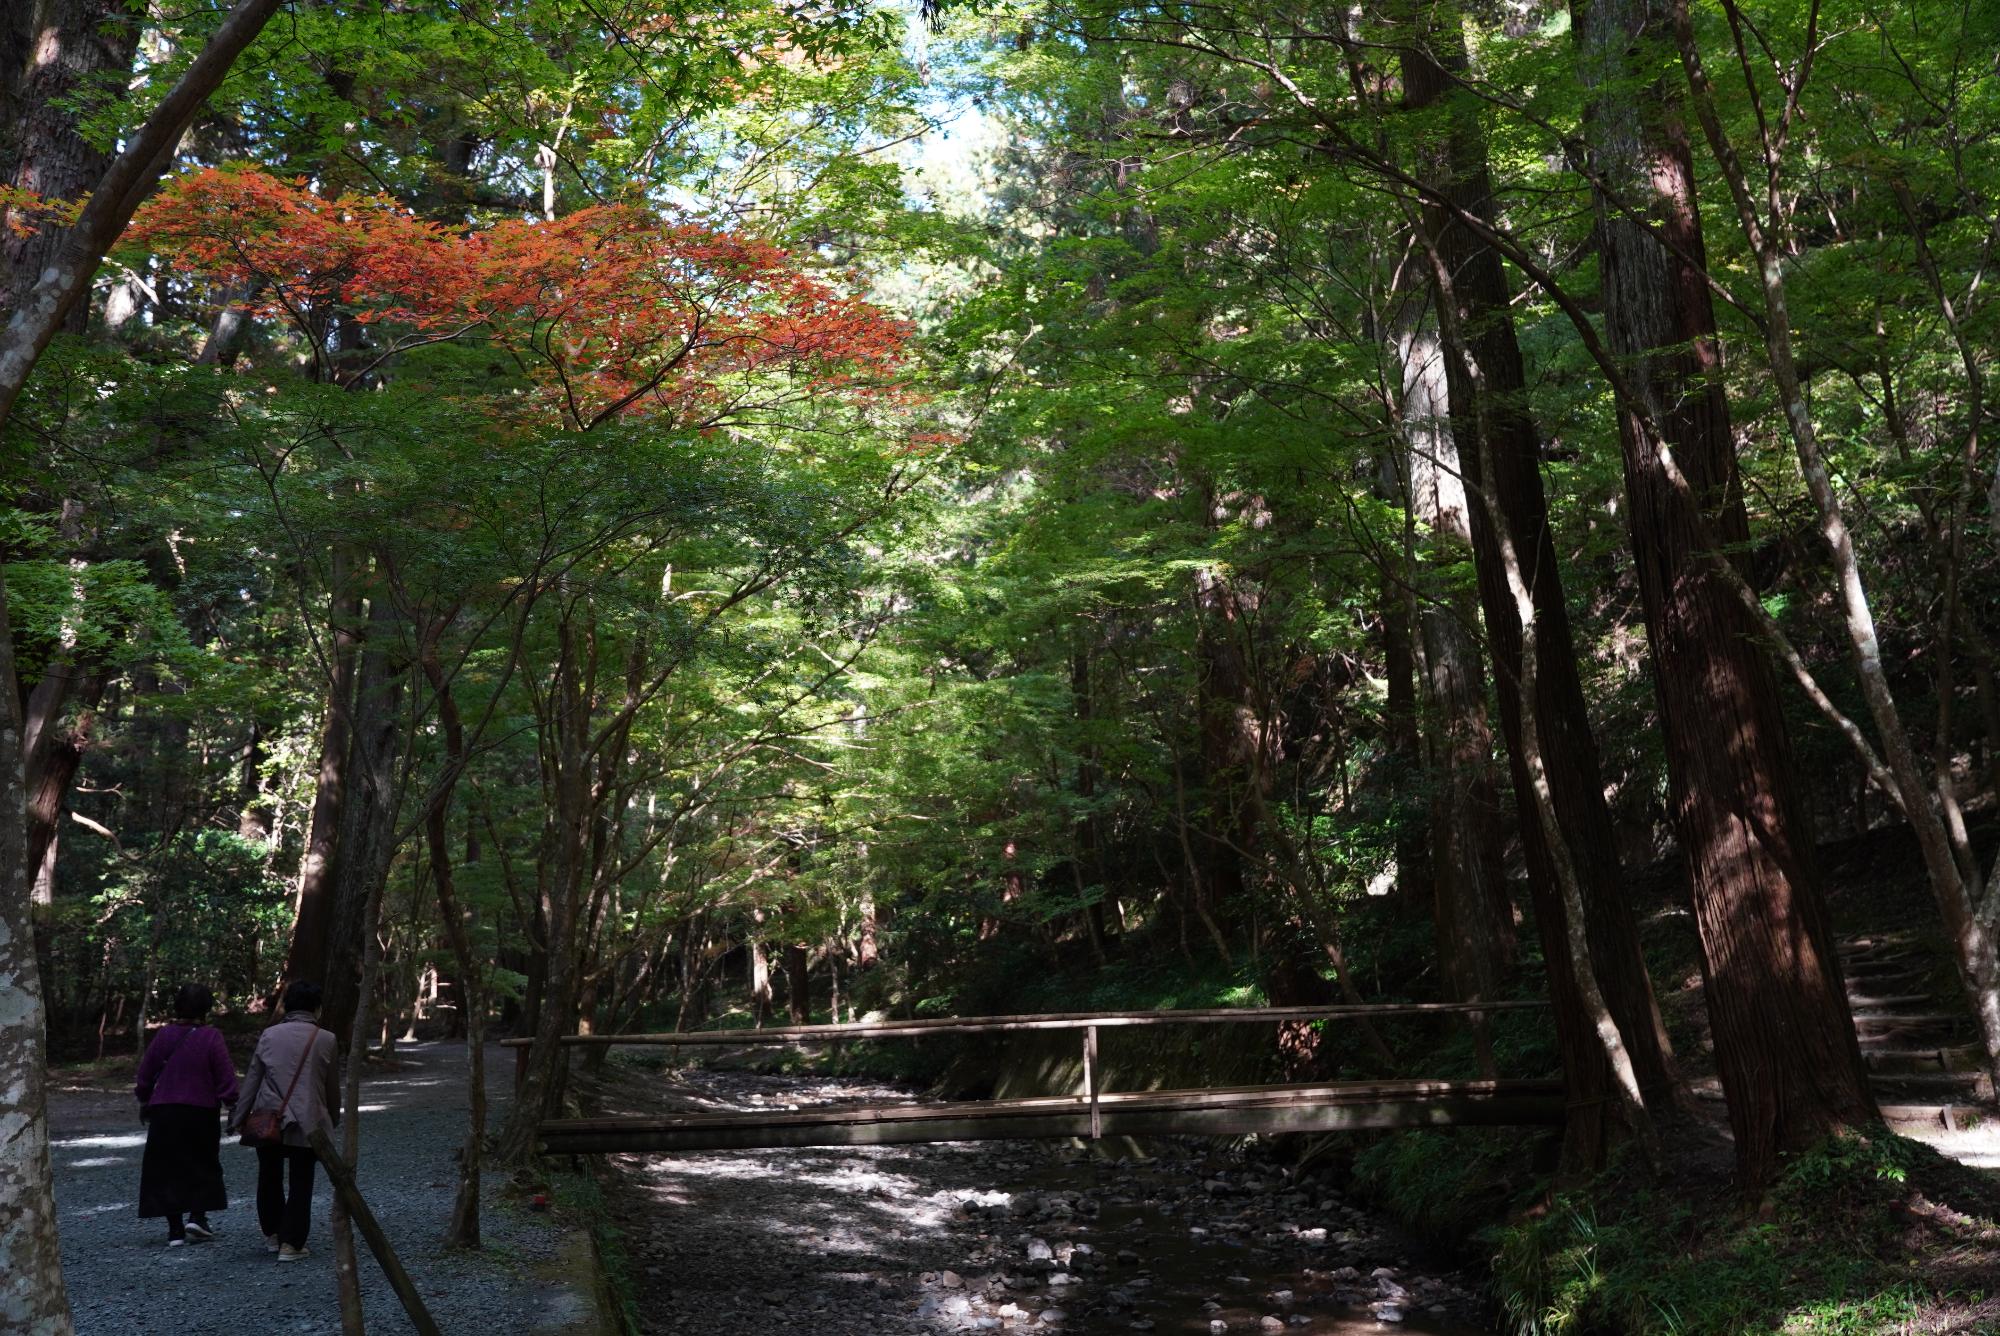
xmin=307 ymin=1127 xmax=444 ymax=1336
xmin=1083 ymin=1024 xmax=1100 ymax=1140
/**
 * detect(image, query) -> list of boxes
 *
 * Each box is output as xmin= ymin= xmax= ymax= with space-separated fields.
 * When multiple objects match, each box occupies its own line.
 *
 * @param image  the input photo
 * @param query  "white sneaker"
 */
xmin=166 ymin=1237 xmax=186 ymax=1249
xmin=277 ymin=1244 xmax=310 ymax=1262
xmin=184 ymin=1220 xmax=215 ymax=1242
xmin=264 ymin=1233 xmax=280 ymax=1253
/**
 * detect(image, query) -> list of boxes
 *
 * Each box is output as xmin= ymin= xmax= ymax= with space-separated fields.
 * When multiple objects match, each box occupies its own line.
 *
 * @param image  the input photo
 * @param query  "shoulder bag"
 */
xmin=239 ymin=1020 xmax=320 ymax=1149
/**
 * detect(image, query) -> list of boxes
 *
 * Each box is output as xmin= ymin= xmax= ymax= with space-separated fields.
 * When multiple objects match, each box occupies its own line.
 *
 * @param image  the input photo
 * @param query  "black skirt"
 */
xmin=138 ymin=1104 xmax=227 ymax=1219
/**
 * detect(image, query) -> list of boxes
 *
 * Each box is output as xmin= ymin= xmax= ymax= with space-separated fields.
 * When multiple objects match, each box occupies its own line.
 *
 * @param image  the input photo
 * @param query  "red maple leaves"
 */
xmin=129 ymin=168 xmax=908 ymax=430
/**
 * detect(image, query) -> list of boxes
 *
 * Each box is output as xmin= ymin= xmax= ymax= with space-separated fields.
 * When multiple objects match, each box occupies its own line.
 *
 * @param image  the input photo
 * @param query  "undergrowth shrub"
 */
xmin=1488 ymin=1129 xmax=1998 ymax=1335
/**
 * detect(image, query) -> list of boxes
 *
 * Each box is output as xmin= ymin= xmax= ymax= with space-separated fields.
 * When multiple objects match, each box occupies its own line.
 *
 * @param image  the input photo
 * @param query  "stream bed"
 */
xmin=590 ymin=1070 xmax=1496 ymax=1335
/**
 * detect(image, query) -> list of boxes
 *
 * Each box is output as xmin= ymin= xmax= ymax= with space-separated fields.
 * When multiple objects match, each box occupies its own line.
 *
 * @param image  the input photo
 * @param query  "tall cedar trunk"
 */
xmin=856 ymin=894 xmax=879 ymax=970
xmin=1575 ymin=0 xmax=1874 ymax=1179
xmin=1380 ymin=564 xmax=1429 ymax=905
xmin=1 ymin=0 xmax=140 ymax=327
xmin=22 ymin=668 xmax=105 ymax=904
xmin=318 ymin=594 xmax=405 ymax=1049
xmin=785 ymin=944 xmax=810 ymax=1025
xmin=286 ymin=553 xmax=364 ymax=987
xmin=21 ymin=500 xmax=108 ymax=900
xmin=1669 ymin=0 xmax=2000 ymax=1102
xmin=1194 ymin=557 xmax=1261 ymax=919
xmin=1399 ymin=8 xmax=1675 ymax=1170
xmin=1396 ymin=313 xmax=1515 ymax=1068
xmin=0 ymin=566 xmax=72 ymax=1334
xmin=750 ymin=937 xmax=773 ymax=1026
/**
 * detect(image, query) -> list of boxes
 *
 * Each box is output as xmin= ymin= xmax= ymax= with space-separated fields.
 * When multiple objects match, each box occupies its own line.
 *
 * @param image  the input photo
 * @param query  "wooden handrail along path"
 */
xmin=504 ymin=1001 xmax=1561 ymax=1155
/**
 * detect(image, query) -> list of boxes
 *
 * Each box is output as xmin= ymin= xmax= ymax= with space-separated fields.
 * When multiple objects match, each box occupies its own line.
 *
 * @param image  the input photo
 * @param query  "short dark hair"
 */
xmin=283 ymin=980 xmax=323 ymax=1013
xmin=172 ymin=983 xmax=214 ymax=1019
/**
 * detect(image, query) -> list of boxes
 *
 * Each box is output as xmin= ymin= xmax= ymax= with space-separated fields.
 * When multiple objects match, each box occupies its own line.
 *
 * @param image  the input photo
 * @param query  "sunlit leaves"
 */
xmin=130 ymin=167 xmax=910 ymax=430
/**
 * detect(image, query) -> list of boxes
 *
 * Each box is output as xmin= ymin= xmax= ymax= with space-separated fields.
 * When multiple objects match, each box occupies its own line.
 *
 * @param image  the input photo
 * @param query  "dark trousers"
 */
xmin=255 ymin=1145 xmax=317 ymax=1248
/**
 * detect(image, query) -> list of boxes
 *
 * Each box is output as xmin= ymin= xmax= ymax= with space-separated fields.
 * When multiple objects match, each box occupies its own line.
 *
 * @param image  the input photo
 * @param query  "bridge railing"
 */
xmin=502 ymin=1000 xmax=1548 ymax=1142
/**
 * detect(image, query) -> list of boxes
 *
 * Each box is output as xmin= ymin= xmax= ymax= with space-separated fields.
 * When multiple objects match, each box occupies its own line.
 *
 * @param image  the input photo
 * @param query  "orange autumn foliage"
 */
xmin=129 ymin=168 xmax=908 ymax=430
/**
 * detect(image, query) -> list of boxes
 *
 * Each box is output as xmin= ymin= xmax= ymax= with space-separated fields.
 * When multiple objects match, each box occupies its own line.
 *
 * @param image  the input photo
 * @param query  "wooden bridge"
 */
xmin=505 ymin=1001 xmax=1561 ymax=1156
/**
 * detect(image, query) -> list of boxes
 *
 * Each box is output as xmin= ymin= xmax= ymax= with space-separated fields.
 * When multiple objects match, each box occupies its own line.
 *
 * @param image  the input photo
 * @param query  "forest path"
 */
xmin=587 ymin=1065 xmax=1495 ymax=1335
xmin=47 ymin=1040 xmax=598 ymax=1336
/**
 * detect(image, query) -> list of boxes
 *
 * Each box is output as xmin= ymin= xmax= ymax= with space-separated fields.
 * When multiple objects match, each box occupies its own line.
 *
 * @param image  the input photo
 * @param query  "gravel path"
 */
xmin=49 ymin=1041 xmax=596 ymax=1336
xmin=591 ymin=1067 xmax=1495 ymax=1336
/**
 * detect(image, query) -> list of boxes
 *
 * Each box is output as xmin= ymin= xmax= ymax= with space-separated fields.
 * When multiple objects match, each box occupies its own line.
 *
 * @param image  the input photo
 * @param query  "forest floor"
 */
xmin=46 ymin=1040 xmax=601 ymax=1336
xmin=584 ymin=1062 xmax=1496 ymax=1335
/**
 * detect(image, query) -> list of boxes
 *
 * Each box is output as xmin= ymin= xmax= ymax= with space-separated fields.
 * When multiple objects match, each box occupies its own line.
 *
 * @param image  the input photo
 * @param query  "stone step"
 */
xmin=1862 ymin=1046 xmax=1985 ymax=1075
xmin=1840 ymin=941 xmax=1920 ymax=959
xmin=1870 ymin=1070 xmax=1993 ymax=1101
xmin=1879 ymin=1102 xmax=1992 ymax=1133
xmin=1853 ymin=1012 xmax=1966 ymax=1030
xmin=1845 ymin=993 xmax=1935 ymax=1011
xmin=1842 ymin=967 xmax=1928 ymax=989
xmin=1843 ymin=950 xmax=1923 ymax=964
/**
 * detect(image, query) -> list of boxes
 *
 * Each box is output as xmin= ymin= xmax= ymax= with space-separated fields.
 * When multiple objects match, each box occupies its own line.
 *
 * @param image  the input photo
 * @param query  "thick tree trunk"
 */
xmin=0 ymin=567 xmax=72 ymax=1334
xmin=0 ymin=13 xmax=281 ymax=1320
xmin=1399 ymin=10 xmax=1675 ymax=1171
xmin=1575 ymin=0 xmax=1875 ymax=1182
xmin=331 ymin=865 xmax=386 ymax=1335
xmin=238 ymin=722 xmax=274 ymax=842
xmin=1 ymin=0 xmax=141 ymax=327
xmin=0 ymin=0 xmax=285 ymax=427
xmin=285 ymin=555 xmax=364 ymax=987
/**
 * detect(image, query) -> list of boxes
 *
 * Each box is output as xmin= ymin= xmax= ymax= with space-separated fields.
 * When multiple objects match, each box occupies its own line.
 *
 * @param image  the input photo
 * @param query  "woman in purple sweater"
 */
xmin=135 ymin=983 xmax=240 ymax=1246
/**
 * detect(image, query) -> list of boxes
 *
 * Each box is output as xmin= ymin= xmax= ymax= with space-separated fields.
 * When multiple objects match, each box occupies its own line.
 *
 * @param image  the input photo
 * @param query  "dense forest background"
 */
xmin=5 ymin=0 xmax=2000 ymax=1330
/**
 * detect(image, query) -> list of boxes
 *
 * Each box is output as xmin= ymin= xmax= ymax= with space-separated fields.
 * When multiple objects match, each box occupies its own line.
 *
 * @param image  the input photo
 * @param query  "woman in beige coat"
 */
xmin=229 ymin=980 xmax=340 ymax=1260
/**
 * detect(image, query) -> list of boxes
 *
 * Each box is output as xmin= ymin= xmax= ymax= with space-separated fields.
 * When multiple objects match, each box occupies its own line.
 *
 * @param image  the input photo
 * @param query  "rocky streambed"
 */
xmin=590 ymin=1070 xmax=1494 ymax=1335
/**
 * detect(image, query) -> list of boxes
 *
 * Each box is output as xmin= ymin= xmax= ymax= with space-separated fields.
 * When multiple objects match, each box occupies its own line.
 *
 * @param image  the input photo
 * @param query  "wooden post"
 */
xmin=515 ymin=1040 xmax=527 ymax=1094
xmin=307 ymin=1127 xmax=445 ymax=1336
xmin=1083 ymin=1024 xmax=1100 ymax=1140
